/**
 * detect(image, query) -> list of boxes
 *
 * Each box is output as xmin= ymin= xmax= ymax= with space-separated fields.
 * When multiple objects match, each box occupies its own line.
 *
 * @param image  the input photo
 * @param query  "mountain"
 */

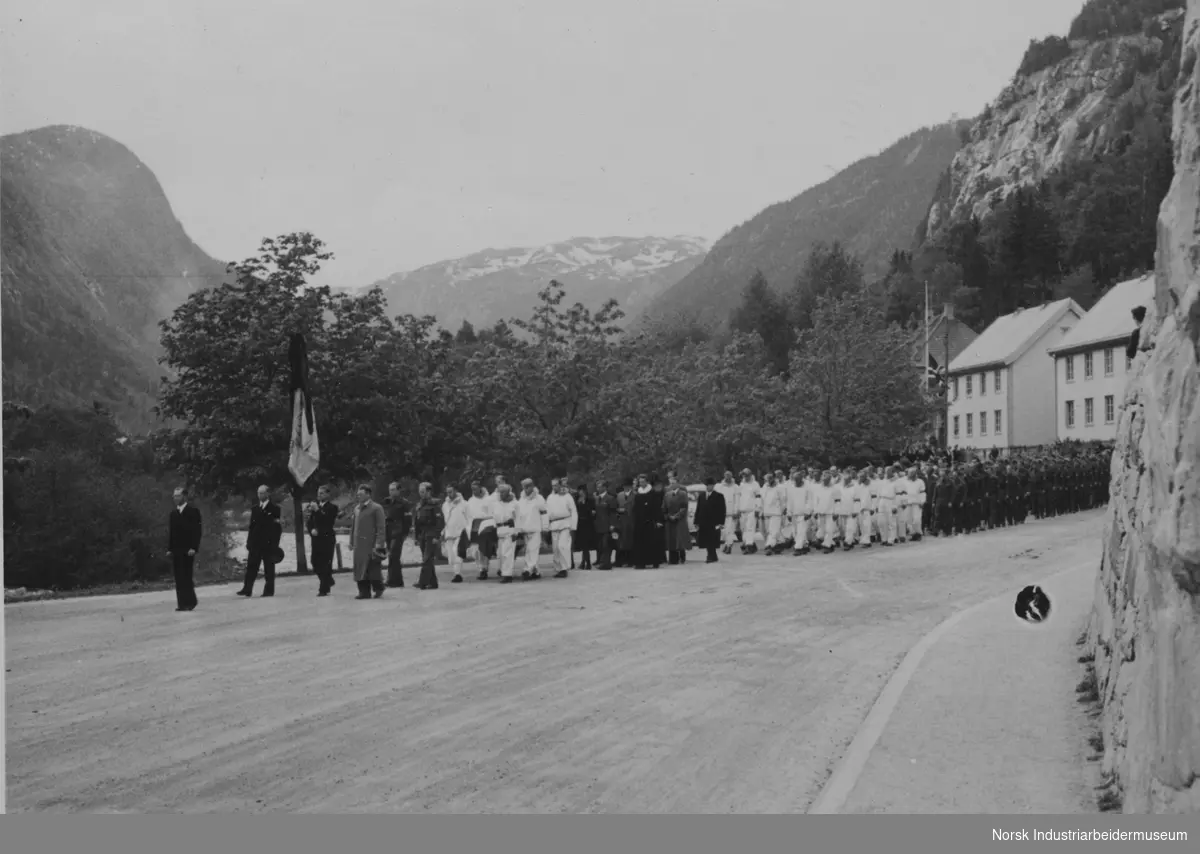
xmin=636 ymin=123 xmax=968 ymax=328
xmin=923 ymin=0 xmax=1186 ymax=243
xmin=363 ymin=235 xmax=710 ymax=332
xmin=1 ymin=125 xmax=228 ymax=433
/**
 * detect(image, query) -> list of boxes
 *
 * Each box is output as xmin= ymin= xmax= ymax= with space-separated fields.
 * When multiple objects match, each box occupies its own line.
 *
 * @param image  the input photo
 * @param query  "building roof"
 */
xmin=948 ymin=298 xmax=1084 ymax=374
xmin=1046 ymin=274 xmax=1156 ymax=356
xmin=911 ymin=313 xmax=980 ymax=369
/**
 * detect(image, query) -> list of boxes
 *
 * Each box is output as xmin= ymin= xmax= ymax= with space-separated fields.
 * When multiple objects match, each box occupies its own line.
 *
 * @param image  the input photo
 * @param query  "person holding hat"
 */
xmin=694 ymin=477 xmax=726 ymax=563
xmin=238 ymin=484 xmax=283 ymax=598
xmin=349 ymin=483 xmax=388 ymax=599
xmin=466 ymin=480 xmax=497 ymax=580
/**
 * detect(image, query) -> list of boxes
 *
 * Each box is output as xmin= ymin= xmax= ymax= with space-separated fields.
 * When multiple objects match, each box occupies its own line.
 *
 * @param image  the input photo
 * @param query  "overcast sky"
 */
xmin=2 ymin=0 xmax=1084 ymax=287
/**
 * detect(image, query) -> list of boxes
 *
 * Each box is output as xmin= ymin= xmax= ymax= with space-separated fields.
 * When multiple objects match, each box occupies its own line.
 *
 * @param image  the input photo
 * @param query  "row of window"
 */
xmin=952 ymin=410 xmax=1002 ymax=439
xmin=1065 ymin=395 xmax=1116 ymax=428
xmin=1064 ymin=347 xmax=1132 ymax=382
xmin=952 ymin=369 xmax=1002 ymax=400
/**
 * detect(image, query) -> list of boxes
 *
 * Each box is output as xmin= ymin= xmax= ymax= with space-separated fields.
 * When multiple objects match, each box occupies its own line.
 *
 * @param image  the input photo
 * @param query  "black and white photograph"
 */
xmin=2 ymin=0 xmax=1198 ymax=829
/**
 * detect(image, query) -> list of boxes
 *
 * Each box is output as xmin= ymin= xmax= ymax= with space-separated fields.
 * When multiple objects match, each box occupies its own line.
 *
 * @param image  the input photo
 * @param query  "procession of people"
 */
xmin=166 ymin=443 xmax=1112 ymax=607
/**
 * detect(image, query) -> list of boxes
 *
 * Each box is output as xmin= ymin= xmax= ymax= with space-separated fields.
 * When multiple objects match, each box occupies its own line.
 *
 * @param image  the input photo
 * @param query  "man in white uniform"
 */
xmin=761 ymin=472 xmax=786 ymax=555
xmin=894 ymin=468 xmax=911 ymax=543
xmin=466 ymin=480 xmax=496 ymax=580
xmin=737 ymin=469 xmax=761 ymax=554
xmin=715 ymin=471 xmax=740 ymax=555
xmin=840 ymin=470 xmax=860 ymax=549
xmin=442 ymin=485 xmax=470 ymax=584
xmin=854 ymin=471 xmax=874 ymax=548
xmin=516 ymin=478 xmax=547 ymax=580
xmin=787 ymin=470 xmax=812 ymax=556
xmin=546 ymin=478 xmax=578 ymax=578
xmin=907 ymin=466 xmax=926 ymax=540
xmin=491 ymin=484 xmax=519 ymax=583
xmin=876 ymin=467 xmax=898 ymax=546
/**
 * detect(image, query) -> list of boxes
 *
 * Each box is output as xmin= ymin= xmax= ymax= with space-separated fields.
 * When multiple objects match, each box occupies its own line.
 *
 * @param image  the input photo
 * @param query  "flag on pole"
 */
xmin=287 ymin=333 xmax=319 ymax=487
xmin=926 ymin=352 xmax=947 ymax=389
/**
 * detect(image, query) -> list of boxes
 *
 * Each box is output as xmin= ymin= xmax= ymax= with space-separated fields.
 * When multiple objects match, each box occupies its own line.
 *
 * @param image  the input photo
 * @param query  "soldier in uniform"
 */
xmin=383 ymin=481 xmax=410 ymax=588
xmin=413 ymin=482 xmax=444 ymax=590
xmin=307 ymin=484 xmax=339 ymax=596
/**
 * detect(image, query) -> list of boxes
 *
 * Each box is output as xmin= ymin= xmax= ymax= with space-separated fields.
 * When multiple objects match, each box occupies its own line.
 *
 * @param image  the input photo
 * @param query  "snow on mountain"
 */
xmin=362 ymin=235 xmax=710 ymax=332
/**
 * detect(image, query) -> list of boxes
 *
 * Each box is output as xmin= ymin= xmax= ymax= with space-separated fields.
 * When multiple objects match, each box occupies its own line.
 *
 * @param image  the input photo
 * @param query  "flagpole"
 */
xmin=924 ymin=280 xmax=930 ymax=392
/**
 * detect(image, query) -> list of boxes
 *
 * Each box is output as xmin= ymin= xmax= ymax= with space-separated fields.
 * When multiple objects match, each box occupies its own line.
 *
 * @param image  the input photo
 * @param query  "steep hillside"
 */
xmin=364 ymin=236 xmax=709 ymax=332
xmin=637 ymin=123 xmax=967 ymax=328
xmin=924 ymin=1 xmax=1186 ymax=241
xmin=1085 ymin=0 xmax=1199 ymax=813
xmin=1 ymin=125 xmax=228 ymax=433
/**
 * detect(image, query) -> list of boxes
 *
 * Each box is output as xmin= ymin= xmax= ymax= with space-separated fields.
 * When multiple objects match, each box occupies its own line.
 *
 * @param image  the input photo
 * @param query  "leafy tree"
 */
xmin=155 ymin=233 xmax=435 ymax=571
xmin=784 ymin=290 xmax=937 ymax=461
xmin=788 ymin=240 xmax=865 ymax=331
xmin=730 ymin=269 xmax=792 ymax=373
xmin=454 ymin=319 xmax=478 ymax=345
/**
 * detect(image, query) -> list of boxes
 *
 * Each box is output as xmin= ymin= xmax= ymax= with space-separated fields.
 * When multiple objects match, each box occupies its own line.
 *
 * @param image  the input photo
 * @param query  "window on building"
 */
xmin=994 ymin=369 xmax=1001 ymax=393
xmin=980 ymin=411 xmax=988 ymax=435
xmin=979 ymin=372 xmax=986 ymax=396
xmin=1105 ymin=395 xmax=1115 ymax=424
xmin=1065 ymin=355 xmax=1075 ymax=382
xmin=1104 ymin=348 xmax=1114 ymax=376
xmin=966 ymin=375 xmax=973 ymax=397
xmin=966 ymin=413 xmax=973 ymax=436
xmin=994 ymin=409 xmax=1002 ymax=434
xmin=1085 ymin=397 xmax=1094 ymax=426
xmin=953 ymin=415 xmax=960 ymax=438
xmin=1066 ymin=400 xmax=1075 ymax=428
xmin=1084 ymin=352 xmax=1094 ymax=379
xmin=952 ymin=377 xmax=959 ymax=400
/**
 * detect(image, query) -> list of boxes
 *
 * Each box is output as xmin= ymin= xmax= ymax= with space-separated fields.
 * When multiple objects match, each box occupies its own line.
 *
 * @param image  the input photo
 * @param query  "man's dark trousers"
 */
xmin=172 ymin=552 xmax=197 ymax=610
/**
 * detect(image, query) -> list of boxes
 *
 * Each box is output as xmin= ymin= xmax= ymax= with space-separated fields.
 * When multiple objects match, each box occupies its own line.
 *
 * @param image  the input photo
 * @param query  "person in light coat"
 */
xmin=466 ymin=481 xmax=497 ymax=579
xmin=546 ymin=478 xmax=578 ymax=578
xmin=810 ymin=472 xmax=836 ymax=553
xmin=761 ymin=472 xmax=786 ymax=555
xmin=442 ymin=485 xmax=471 ymax=584
xmin=491 ymin=483 xmax=520 ymax=583
xmin=854 ymin=471 xmax=875 ymax=548
xmin=737 ymin=469 xmax=761 ymax=554
xmin=876 ymin=467 xmax=898 ymax=545
xmin=868 ymin=467 xmax=884 ymax=544
xmin=349 ymin=483 xmax=388 ymax=599
xmin=831 ymin=470 xmax=848 ymax=543
xmin=894 ymin=469 xmax=911 ymax=543
xmin=907 ymin=466 xmax=926 ymax=541
xmin=840 ymin=471 xmax=861 ymax=549
xmin=787 ymin=470 xmax=812 ymax=556
xmin=715 ymin=471 xmax=740 ymax=554
xmin=516 ymin=478 xmax=547 ymax=580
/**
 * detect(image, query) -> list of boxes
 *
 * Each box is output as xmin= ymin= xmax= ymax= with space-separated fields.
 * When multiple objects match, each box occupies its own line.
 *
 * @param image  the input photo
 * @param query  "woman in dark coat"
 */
xmin=573 ymin=483 xmax=597 ymax=569
xmin=651 ymin=478 xmax=669 ymax=567
xmin=632 ymin=474 xmax=664 ymax=569
xmin=616 ymin=479 xmax=636 ymax=566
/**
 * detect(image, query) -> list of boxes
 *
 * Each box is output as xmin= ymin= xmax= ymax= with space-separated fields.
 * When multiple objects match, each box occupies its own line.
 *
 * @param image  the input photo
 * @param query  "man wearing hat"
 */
xmin=238 ymin=484 xmax=283 ymax=598
xmin=694 ymin=477 xmax=727 ymax=563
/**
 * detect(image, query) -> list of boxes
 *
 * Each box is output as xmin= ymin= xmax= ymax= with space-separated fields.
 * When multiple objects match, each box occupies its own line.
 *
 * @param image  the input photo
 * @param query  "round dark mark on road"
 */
xmin=1014 ymin=585 xmax=1052 ymax=623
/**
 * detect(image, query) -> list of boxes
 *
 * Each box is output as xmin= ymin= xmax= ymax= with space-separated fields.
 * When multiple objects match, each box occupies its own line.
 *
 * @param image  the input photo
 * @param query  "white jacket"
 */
xmin=442 ymin=497 xmax=471 ymax=540
xmin=516 ymin=491 xmax=547 ymax=533
xmin=492 ymin=498 xmax=518 ymax=538
xmin=877 ymin=479 xmax=897 ymax=504
xmin=909 ymin=477 xmax=927 ymax=506
xmin=853 ymin=482 xmax=873 ymax=512
xmin=716 ymin=481 xmax=740 ymax=516
xmin=762 ymin=483 xmax=785 ymax=516
xmin=466 ymin=493 xmax=495 ymax=531
xmin=786 ymin=482 xmax=810 ymax=517
xmin=895 ymin=477 xmax=910 ymax=507
xmin=545 ymin=492 xmax=578 ymax=532
xmin=738 ymin=480 xmax=761 ymax=515
xmin=812 ymin=482 xmax=836 ymax=515
xmin=843 ymin=481 xmax=861 ymax=513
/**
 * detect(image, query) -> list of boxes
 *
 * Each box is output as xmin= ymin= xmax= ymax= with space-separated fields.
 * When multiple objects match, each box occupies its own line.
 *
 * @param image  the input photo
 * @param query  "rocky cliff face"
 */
xmin=1085 ymin=0 xmax=1200 ymax=814
xmin=925 ymin=8 xmax=1185 ymax=240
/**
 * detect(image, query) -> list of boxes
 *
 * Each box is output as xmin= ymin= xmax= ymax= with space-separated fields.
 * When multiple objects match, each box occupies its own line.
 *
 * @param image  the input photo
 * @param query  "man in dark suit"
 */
xmin=693 ymin=477 xmax=727 ymax=563
xmin=592 ymin=479 xmax=620 ymax=570
xmin=307 ymin=484 xmax=339 ymax=597
xmin=383 ymin=482 xmax=411 ymax=588
xmin=239 ymin=484 xmax=282 ymax=598
xmin=168 ymin=486 xmax=202 ymax=611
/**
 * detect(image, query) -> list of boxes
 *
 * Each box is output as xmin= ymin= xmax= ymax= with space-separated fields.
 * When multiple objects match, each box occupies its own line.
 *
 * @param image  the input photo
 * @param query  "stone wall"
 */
xmin=1085 ymin=0 xmax=1200 ymax=814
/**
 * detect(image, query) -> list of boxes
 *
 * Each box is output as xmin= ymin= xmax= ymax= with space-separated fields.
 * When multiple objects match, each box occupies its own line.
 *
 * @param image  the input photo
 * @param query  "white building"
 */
xmin=1047 ymin=273 xmax=1155 ymax=442
xmin=946 ymin=298 xmax=1084 ymax=450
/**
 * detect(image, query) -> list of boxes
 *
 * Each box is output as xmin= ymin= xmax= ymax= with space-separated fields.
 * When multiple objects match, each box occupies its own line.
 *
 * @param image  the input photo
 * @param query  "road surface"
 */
xmin=5 ymin=510 xmax=1105 ymax=813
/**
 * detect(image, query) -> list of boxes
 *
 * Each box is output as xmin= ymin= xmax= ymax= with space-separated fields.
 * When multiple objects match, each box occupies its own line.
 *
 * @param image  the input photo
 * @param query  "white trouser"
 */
xmin=858 ymin=510 xmax=873 ymax=542
xmin=780 ymin=515 xmax=793 ymax=543
xmin=909 ymin=503 xmax=924 ymax=535
xmin=895 ymin=502 xmax=909 ymax=539
xmin=820 ymin=514 xmax=837 ymax=548
xmin=521 ymin=532 xmax=541 ymax=572
xmin=764 ymin=515 xmax=782 ymax=548
xmin=740 ymin=511 xmax=758 ymax=545
xmin=444 ymin=537 xmax=465 ymax=575
xmin=551 ymin=528 xmax=572 ymax=571
xmin=497 ymin=532 xmax=517 ymax=577
xmin=843 ymin=512 xmax=859 ymax=545
xmin=723 ymin=516 xmax=738 ymax=546
xmin=877 ymin=500 xmax=896 ymax=543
